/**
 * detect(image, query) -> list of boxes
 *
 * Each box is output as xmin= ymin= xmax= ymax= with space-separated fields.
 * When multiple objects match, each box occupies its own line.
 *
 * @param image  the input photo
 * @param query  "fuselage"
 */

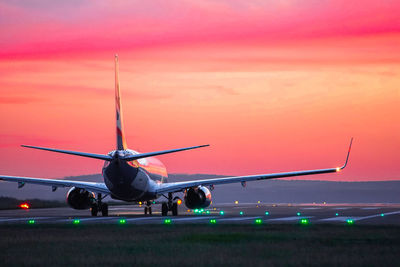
xmin=102 ymin=149 xmax=168 ymax=201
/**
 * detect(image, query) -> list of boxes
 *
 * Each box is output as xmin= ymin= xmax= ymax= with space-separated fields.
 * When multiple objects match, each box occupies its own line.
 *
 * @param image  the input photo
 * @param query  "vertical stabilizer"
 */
xmin=115 ymin=55 xmax=128 ymax=150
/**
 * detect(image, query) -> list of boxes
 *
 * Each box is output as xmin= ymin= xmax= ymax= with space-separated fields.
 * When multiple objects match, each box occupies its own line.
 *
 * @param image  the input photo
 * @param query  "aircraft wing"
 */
xmin=0 ymin=175 xmax=110 ymax=194
xmin=156 ymin=138 xmax=353 ymax=194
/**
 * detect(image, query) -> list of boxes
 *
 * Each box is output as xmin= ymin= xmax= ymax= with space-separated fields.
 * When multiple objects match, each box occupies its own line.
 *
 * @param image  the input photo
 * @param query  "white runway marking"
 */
xmin=125 ymin=217 xmax=163 ymax=222
xmin=301 ymin=207 xmax=321 ymax=210
xmin=332 ymin=207 xmax=351 ymax=210
xmin=218 ymin=216 xmax=259 ymax=222
xmin=0 ymin=217 xmax=53 ymax=222
xmin=169 ymin=216 xmax=214 ymax=222
xmin=360 ymin=207 xmax=379 ymax=210
xmin=319 ymin=216 xmax=360 ymax=222
xmin=319 ymin=210 xmax=400 ymax=222
xmin=55 ymin=217 xmax=117 ymax=223
xmin=268 ymin=216 xmax=313 ymax=222
xmin=109 ymin=207 xmax=143 ymax=211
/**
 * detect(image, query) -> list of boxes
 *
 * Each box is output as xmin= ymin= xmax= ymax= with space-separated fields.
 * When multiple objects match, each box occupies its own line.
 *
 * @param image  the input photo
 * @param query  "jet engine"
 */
xmin=184 ymin=186 xmax=212 ymax=209
xmin=66 ymin=187 xmax=95 ymax=210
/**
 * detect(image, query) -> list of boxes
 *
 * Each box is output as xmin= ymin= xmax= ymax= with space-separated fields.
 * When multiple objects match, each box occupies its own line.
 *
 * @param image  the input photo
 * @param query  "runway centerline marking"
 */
xmin=168 ymin=216 xmax=214 ymax=222
xmin=319 ymin=210 xmax=400 ymax=222
xmin=268 ymin=216 xmax=313 ymax=222
xmin=218 ymin=216 xmax=260 ymax=222
xmin=0 ymin=217 xmax=54 ymax=222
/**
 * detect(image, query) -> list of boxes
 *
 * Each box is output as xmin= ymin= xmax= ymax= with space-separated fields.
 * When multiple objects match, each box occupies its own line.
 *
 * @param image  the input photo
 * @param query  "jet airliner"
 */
xmin=0 ymin=56 xmax=353 ymax=216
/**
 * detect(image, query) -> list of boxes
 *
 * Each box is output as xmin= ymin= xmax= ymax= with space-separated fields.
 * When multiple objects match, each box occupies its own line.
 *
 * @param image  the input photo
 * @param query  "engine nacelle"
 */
xmin=184 ymin=186 xmax=212 ymax=209
xmin=66 ymin=187 xmax=95 ymax=210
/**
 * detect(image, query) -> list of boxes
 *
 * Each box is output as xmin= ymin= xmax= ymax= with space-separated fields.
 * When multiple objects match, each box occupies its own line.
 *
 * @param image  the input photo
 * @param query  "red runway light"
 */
xmin=177 ymin=199 xmax=182 ymax=205
xmin=19 ymin=203 xmax=30 ymax=209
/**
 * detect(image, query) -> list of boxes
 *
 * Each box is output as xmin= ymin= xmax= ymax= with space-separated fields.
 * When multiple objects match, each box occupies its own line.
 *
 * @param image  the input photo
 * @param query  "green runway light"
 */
xmin=296 ymin=212 xmax=301 ymax=216
xmin=194 ymin=209 xmax=199 ymax=213
xmin=381 ymin=213 xmax=385 ymax=217
xmin=300 ymin=218 xmax=309 ymax=225
xmin=209 ymin=219 xmax=217 ymax=224
xmin=164 ymin=219 xmax=171 ymax=224
xmin=335 ymin=213 xmax=339 ymax=216
xmin=346 ymin=219 xmax=354 ymax=225
xmin=206 ymin=210 xmax=210 ymax=214
xmin=265 ymin=211 xmax=269 ymax=215
xmin=28 ymin=219 xmax=35 ymax=224
xmin=219 ymin=210 xmax=224 ymax=215
xmin=239 ymin=211 xmax=244 ymax=215
xmin=73 ymin=219 xmax=80 ymax=225
xmin=254 ymin=219 xmax=263 ymax=224
xmin=119 ymin=219 xmax=126 ymax=224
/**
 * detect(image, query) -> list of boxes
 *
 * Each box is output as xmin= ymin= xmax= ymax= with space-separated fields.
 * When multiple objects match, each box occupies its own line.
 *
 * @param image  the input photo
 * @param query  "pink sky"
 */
xmin=0 ymin=0 xmax=399 ymax=181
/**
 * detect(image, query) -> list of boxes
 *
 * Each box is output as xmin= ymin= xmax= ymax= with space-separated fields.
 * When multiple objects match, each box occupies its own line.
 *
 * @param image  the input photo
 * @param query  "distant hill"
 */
xmin=1 ymin=173 xmax=399 ymax=203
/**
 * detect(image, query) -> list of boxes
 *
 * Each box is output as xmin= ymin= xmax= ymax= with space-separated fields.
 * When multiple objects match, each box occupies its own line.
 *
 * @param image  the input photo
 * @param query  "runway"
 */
xmin=1 ymin=203 xmax=399 ymax=225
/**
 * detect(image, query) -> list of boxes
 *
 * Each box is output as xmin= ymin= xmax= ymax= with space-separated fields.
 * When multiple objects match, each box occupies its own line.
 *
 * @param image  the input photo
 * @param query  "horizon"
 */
xmin=0 ymin=1 xmax=399 ymax=181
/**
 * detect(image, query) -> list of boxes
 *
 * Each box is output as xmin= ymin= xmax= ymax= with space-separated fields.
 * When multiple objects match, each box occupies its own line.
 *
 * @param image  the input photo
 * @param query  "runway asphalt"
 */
xmin=1 ymin=203 xmax=399 ymax=225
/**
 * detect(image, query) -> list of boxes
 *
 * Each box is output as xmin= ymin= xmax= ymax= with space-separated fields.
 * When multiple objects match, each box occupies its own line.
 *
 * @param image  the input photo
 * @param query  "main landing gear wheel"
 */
xmin=91 ymin=193 xmax=108 ymax=217
xmin=101 ymin=203 xmax=108 ymax=216
xmin=172 ymin=203 xmax=178 ymax=216
xmin=144 ymin=206 xmax=152 ymax=215
xmin=161 ymin=193 xmax=179 ymax=216
xmin=91 ymin=205 xmax=98 ymax=216
xmin=162 ymin=203 xmax=168 ymax=216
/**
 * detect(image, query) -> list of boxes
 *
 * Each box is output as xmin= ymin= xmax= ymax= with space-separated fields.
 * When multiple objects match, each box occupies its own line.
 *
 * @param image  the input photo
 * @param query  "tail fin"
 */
xmin=115 ymin=55 xmax=128 ymax=150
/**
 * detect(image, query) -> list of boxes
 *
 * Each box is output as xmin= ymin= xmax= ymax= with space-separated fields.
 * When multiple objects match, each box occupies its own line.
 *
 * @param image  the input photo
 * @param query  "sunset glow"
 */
xmin=0 ymin=1 xmax=399 ymax=181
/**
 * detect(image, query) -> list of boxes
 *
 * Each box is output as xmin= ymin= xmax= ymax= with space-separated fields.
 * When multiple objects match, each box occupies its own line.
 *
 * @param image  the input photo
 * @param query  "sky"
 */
xmin=0 ymin=0 xmax=399 ymax=181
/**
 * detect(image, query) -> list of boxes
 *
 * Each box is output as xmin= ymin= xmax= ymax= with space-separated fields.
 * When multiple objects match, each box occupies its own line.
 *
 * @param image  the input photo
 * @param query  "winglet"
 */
xmin=338 ymin=137 xmax=353 ymax=171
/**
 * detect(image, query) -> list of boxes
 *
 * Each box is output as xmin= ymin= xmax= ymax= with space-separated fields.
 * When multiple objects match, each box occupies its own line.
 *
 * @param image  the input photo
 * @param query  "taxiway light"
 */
xmin=119 ymin=219 xmax=126 ymax=224
xmin=296 ymin=212 xmax=301 ymax=216
xmin=164 ymin=219 xmax=171 ymax=224
xmin=73 ymin=219 xmax=80 ymax=224
xmin=254 ymin=219 xmax=263 ymax=225
xmin=239 ymin=211 xmax=244 ymax=215
xmin=265 ymin=211 xmax=269 ymax=215
xmin=206 ymin=210 xmax=210 ymax=214
xmin=209 ymin=219 xmax=217 ymax=224
xmin=219 ymin=210 xmax=225 ymax=215
xmin=300 ymin=218 xmax=309 ymax=225
xmin=335 ymin=213 xmax=339 ymax=216
xmin=177 ymin=199 xmax=182 ymax=205
xmin=234 ymin=200 xmax=239 ymax=204
xmin=346 ymin=219 xmax=354 ymax=225
xmin=28 ymin=219 xmax=35 ymax=224
xmin=380 ymin=213 xmax=385 ymax=217
xmin=19 ymin=203 xmax=30 ymax=209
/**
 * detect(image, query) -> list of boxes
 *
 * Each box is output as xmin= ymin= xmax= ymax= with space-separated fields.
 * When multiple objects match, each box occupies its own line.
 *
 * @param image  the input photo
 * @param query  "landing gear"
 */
xmin=162 ymin=203 xmax=168 ymax=216
xmin=161 ymin=193 xmax=179 ymax=216
xmin=144 ymin=204 xmax=152 ymax=215
xmin=172 ymin=203 xmax=178 ymax=216
xmin=91 ymin=205 xmax=98 ymax=216
xmin=101 ymin=203 xmax=108 ymax=216
xmin=91 ymin=193 xmax=108 ymax=217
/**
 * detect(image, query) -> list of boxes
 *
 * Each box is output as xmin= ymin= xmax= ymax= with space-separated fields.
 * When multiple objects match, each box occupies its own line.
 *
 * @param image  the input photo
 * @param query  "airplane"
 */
xmin=0 ymin=55 xmax=353 ymax=217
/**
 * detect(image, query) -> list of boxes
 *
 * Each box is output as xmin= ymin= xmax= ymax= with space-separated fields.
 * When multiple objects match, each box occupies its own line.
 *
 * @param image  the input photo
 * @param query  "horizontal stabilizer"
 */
xmin=21 ymin=145 xmax=112 ymax=161
xmin=122 ymin=144 xmax=209 ymax=161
